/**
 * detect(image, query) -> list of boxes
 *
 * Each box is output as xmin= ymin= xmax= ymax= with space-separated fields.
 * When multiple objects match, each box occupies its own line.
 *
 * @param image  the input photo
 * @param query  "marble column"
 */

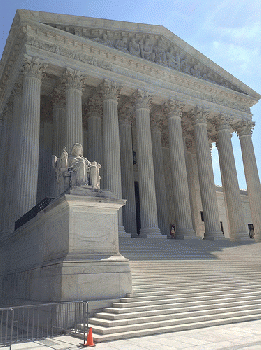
xmin=64 ymin=68 xmax=83 ymax=152
xmin=193 ymin=109 xmax=223 ymax=239
xmin=16 ymin=57 xmax=44 ymax=218
xmin=235 ymin=121 xmax=261 ymax=242
xmin=165 ymin=100 xmax=194 ymax=239
xmin=86 ymin=94 xmax=103 ymax=164
xmin=151 ymin=116 xmax=169 ymax=235
xmin=9 ymin=82 xmax=23 ymax=228
xmin=162 ymin=145 xmax=176 ymax=228
xmin=119 ymin=107 xmax=137 ymax=235
xmin=216 ymin=118 xmax=248 ymax=241
xmin=101 ymin=80 xmax=126 ymax=235
xmin=134 ymin=90 xmax=161 ymax=237
xmin=184 ymin=137 xmax=203 ymax=237
xmin=53 ymin=85 xmax=66 ymax=156
xmin=0 ymin=101 xmax=14 ymax=235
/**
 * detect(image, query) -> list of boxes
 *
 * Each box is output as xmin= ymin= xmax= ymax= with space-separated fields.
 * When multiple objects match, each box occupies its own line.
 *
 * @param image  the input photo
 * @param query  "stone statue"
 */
xmin=166 ymin=47 xmax=180 ymax=70
xmin=53 ymin=143 xmax=101 ymax=195
xmin=52 ymin=148 xmax=69 ymax=195
xmin=68 ymin=143 xmax=91 ymax=187
xmin=115 ymin=37 xmax=128 ymax=52
xmin=140 ymin=38 xmax=155 ymax=61
xmin=128 ymin=37 xmax=141 ymax=57
xmin=154 ymin=39 xmax=167 ymax=65
xmin=96 ymin=32 xmax=115 ymax=47
xmin=90 ymin=161 xmax=101 ymax=189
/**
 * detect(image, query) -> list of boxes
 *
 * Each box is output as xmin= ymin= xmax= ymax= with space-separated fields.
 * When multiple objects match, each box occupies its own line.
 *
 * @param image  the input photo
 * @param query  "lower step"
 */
xmin=74 ymin=313 xmax=261 ymax=343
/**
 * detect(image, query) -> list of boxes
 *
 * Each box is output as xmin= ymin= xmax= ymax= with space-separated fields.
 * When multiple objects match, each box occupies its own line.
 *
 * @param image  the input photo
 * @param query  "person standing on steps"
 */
xmin=170 ymin=224 xmax=176 ymax=239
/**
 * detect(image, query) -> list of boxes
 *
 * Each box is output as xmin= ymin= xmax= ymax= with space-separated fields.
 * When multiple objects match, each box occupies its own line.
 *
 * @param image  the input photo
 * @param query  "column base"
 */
xmin=131 ymin=232 xmax=147 ymax=238
xmin=140 ymin=226 xmax=164 ymax=238
xmin=230 ymin=231 xmax=249 ymax=242
xmin=203 ymin=231 xmax=226 ymax=240
xmin=175 ymin=228 xmax=196 ymax=240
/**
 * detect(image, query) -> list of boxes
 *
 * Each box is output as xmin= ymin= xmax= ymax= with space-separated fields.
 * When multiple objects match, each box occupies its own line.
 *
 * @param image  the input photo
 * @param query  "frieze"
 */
xmin=26 ymin=37 xmax=113 ymax=72
xmin=24 ymin=33 xmax=251 ymax=114
xmin=45 ymin=22 xmax=245 ymax=94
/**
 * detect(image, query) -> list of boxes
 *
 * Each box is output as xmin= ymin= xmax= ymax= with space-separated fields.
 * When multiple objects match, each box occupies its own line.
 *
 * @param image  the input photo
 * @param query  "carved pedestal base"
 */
xmin=0 ymin=187 xmax=132 ymax=309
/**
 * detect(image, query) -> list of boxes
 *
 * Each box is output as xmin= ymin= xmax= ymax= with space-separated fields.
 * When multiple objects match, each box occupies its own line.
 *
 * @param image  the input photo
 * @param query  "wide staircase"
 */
xmin=88 ymin=237 xmax=261 ymax=342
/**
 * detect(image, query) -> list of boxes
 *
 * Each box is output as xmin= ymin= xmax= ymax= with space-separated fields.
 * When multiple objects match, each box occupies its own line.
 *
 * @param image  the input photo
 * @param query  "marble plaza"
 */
xmin=0 ymin=10 xmax=261 ymax=307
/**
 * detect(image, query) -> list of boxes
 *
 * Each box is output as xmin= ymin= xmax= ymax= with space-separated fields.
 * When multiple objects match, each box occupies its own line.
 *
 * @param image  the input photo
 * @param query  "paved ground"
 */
xmin=2 ymin=319 xmax=261 ymax=350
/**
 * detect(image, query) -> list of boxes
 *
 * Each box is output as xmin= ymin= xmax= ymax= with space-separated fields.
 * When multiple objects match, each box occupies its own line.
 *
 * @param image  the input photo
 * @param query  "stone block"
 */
xmin=0 ymin=187 xmax=132 ymax=308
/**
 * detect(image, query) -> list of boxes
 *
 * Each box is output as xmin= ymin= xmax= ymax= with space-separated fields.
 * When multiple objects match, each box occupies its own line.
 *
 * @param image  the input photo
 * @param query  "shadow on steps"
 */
xmin=119 ymin=237 xmax=256 ymax=261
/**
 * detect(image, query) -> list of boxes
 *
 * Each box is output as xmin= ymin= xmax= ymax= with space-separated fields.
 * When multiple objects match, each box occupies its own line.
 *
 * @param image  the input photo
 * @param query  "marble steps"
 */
xmin=89 ymin=304 xmax=261 ymax=328
xmin=103 ymin=295 xmax=261 ymax=314
xmin=110 ymin=292 xmax=261 ymax=309
xmin=87 ymin=312 xmax=261 ymax=341
xmin=119 ymin=288 xmax=261 ymax=302
xmin=82 ymin=239 xmax=261 ymax=342
xmin=86 ymin=289 xmax=261 ymax=341
xmin=82 ymin=313 xmax=261 ymax=342
xmin=96 ymin=299 xmax=261 ymax=321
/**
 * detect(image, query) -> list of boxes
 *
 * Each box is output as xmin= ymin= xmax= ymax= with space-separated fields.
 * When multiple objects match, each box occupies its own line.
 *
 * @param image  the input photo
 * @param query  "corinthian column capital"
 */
xmin=192 ymin=107 xmax=209 ymax=125
xmin=234 ymin=120 xmax=255 ymax=137
xmin=100 ymin=79 xmax=121 ymax=100
xmin=63 ymin=68 xmax=83 ymax=91
xmin=22 ymin=56 xmax=47 ymax=80
xmin=133 ymin=89 xmax=152 ymax=109
xmin=213 ymin=114 xmax=230 ymax=132
xmin=164 ymin=99 xmax=184 ymax=119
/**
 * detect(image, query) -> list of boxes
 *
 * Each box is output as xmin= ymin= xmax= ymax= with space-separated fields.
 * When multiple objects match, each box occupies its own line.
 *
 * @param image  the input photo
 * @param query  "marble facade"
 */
xmin=0 ymin=9 xmax=261 ymax=243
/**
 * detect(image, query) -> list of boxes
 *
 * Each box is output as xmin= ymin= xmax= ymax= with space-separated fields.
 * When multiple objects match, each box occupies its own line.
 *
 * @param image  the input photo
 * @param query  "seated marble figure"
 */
xmin=53 ymin=143 xmax=101 ymax=195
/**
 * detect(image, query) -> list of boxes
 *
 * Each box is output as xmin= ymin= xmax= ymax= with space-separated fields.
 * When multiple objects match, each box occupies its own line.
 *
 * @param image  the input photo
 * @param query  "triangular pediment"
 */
xmin=13 ymin=10 xmax=261 ymax=99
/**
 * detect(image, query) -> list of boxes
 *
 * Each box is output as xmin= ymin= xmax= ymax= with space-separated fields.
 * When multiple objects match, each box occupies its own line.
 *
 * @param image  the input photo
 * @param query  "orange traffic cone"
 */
xmin=83 ymin=327 xmax=95 ymax=347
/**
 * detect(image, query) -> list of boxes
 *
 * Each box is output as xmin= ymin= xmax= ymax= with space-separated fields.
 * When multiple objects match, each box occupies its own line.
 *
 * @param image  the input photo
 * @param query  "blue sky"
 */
xmin=1 ymin=0 xmax=260 ymax=189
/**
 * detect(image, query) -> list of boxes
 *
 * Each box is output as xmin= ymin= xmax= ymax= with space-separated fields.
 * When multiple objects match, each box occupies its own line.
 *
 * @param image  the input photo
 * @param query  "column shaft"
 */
xmin=217 ymin=122 xmax=247 ymax=241
xmin=16 ymin=59 xmax=42 ymax=218
xmin=102 ymin=81 xmax=125 ymax=234
xmin=64 ymin=69 xmax=83 ymax=152
xmin=53 ymin=102 xmax=66 ymax=156
xmin=135 ymin=91 xmax=161 ymax=236
xmin=167 ymin=101 xmax=194 ymax=238
xmin=87 ymin=115 xmax=102 ymax=164
xmin=1 ymin=103 xmax=14 ymax=235
xmin=184 ymin=143 xmax=203 ymax=237
xmin=194 ymin=111 xmax=222 ymax=239
xmin=119 ymin=119 xmax=137 ymax=234
xmin=237 ymin=122 xmax=261 ymax=241
xmin=151 ymin=124 xmax=169 ymax=235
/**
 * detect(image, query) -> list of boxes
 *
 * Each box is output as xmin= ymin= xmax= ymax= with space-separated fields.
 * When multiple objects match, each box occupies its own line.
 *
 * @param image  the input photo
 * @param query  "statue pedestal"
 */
xmin=0 ymin=187 xmax=132 ymax=310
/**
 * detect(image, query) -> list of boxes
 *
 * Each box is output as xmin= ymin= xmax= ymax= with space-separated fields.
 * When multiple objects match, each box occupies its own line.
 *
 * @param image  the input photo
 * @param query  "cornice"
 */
xmin=23 ymin=31 xmax=253 ymax=114
xmin=0 ymin=16 xmax=257 ymax=119
xmin=15 ymin=9 xmax=261 ymax=101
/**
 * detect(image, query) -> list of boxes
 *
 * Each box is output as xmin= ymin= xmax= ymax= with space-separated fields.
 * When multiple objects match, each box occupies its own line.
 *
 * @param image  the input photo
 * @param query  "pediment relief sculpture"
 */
xmin=44 ymin=22 xmax=244 ymax=94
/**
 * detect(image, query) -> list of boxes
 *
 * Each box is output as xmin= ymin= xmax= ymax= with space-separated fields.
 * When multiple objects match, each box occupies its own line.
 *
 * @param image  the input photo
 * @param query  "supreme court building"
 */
xmin=1 ymin=9 xmax=261 ymax=243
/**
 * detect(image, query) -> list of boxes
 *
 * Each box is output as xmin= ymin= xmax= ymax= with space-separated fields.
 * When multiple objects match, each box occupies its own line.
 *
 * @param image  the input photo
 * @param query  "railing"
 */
xmin=0 ymin=301 xmax=88 ymax=349
xmin=15 ymin=197 xmax=55 ymax=230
